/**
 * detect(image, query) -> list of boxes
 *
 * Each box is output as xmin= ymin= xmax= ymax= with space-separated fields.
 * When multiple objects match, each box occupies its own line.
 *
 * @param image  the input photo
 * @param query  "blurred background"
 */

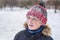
xmin=0 ymin=0 xmax=60 ymax=12
xmin=0 ymin=0 xmax=60 ymax=40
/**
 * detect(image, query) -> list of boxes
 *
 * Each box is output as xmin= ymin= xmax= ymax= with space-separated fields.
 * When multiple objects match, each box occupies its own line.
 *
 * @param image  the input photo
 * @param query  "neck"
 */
xmin=27 ymin=25 xmax=45 ymax=35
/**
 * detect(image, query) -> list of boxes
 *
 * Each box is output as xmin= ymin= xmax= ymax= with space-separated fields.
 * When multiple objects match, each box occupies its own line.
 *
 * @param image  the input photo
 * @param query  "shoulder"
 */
xmin=46 ymin=36 xmax=53 ymax=40
xmin=14 ymin=30 xmax=26 ymax=40
xmin=43 ymin=35 xmax=53 ymax=40
xmin=15 ymin=30 xmax=26 ymax=37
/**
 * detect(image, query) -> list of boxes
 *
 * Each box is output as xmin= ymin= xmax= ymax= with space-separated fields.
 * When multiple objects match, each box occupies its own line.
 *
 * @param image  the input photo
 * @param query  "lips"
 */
xmin=29 ymin=25 xmax=33 ymax=26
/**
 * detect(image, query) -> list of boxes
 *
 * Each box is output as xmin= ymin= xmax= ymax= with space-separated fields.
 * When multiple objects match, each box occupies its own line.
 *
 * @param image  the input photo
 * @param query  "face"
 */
xmin=26 ymin=16 xmax=42 ymax=30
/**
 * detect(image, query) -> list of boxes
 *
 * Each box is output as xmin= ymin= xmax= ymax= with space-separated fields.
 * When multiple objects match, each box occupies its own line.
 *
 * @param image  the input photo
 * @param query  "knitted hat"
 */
xmin=26 ymin=3 xmax=47 ymax=24
xmin=39 ymin=1 xmax=46 ymax=8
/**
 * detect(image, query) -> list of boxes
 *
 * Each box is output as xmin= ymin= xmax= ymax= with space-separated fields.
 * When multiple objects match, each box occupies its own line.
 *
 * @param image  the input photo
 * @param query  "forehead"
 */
xmin=27 ymin=16 xmax=36 ymax=18
xmin=27 ymin=16 xmax=42 ymax=23
xmin=27 ymin=16 xmax=39 ymax=20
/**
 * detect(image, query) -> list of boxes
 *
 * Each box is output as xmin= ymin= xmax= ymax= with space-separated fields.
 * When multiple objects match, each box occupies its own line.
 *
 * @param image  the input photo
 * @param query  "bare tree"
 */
xmin=46 ymin=0 xmax=60 ymax=13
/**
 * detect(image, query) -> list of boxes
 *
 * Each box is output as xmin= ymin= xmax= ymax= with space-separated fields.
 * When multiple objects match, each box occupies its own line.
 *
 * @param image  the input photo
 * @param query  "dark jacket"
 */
xmin=14 ymin=29 xmax=53 ymax=40
xmin=14 ymin=23 xmax=53 ymax=40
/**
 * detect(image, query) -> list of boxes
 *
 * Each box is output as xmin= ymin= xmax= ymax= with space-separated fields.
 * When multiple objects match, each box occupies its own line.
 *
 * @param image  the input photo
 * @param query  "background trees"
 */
xmin=46 ymin=0 xmax=60 ymax=13
xmin=0 ymin=0 xmax=60 ymax=13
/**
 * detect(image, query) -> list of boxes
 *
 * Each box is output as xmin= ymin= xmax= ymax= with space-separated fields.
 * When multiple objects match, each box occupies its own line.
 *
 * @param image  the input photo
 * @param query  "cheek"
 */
xmin=31 ymin=21 xmax=41 ymax=30
xmin=33 ymin=21 xmax=41 ymax=27
xmin=27 ymin=19 xmax=31 ymax=25
xmin=27 ymin=19 xmax=33 ymax=24
xmin=33 ymin=21 xmax=40 ymax=24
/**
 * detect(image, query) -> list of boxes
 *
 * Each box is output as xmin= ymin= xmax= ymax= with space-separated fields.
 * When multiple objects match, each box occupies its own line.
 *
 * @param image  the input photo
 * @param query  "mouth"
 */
xmin=29 ymin=25 xmax=33 ymax=27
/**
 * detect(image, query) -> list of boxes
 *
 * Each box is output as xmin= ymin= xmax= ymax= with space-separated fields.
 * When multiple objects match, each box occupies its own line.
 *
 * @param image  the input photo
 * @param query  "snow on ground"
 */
xmin=47 ymin=9 xmax=60 ymax=40
xmin=0 ymin=7 xmax=28 ymax=40
xmin=0 ymin=7 xmax=60 ymax=40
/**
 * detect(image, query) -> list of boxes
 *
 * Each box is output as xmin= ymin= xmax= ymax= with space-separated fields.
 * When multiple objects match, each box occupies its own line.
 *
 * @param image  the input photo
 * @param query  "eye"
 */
xmin=32 ymin=18 xmax=37 ymax=21
xmin=27 ymin=16 xmax=30 ymax=19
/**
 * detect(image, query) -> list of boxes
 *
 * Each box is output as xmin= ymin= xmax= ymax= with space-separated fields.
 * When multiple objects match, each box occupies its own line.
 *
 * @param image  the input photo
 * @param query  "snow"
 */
xmin=47 ymin=9 xmax=60 ymax=40
xmin=0 ymin=7 xmax=60 ymax=40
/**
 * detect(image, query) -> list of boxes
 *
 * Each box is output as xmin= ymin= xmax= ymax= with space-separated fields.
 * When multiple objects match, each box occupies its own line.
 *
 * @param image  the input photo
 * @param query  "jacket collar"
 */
xmin=24 ymin=22 xmax=51 ymax=36
xmin=27 ymin=25 xmax=45 ymax=35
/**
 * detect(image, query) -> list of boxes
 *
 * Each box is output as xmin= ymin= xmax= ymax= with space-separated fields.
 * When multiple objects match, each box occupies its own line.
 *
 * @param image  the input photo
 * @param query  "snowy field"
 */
xmin=0 ymin=7 xmax=60 ymax=40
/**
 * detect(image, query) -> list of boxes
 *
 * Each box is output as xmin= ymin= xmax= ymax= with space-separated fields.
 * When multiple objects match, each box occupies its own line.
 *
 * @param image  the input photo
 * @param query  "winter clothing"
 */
xmin=14 ymin=24 xmax=53 ymax=40
xmin=39 ymin=1 xmax=46 ymax=8
xmin=26 ymin=5 xmax=47 ymax=24
xmin=27 ymin=25 xmax=45 ymax=35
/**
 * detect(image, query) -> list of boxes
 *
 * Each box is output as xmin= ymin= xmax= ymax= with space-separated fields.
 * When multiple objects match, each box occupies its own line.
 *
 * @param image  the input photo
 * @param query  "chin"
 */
xmin=29 ymin=27 xmax=33 ymax=29
xmin=29 ymin=27 xmax=36 ymax=30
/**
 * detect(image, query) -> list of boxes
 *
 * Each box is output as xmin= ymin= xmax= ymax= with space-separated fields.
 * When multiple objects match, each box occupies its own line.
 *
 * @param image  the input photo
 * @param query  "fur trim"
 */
xmin=42 ymin=25 xmax=51 ymax=36
xmin=23 ymin=22 xmax=51 ymax=36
